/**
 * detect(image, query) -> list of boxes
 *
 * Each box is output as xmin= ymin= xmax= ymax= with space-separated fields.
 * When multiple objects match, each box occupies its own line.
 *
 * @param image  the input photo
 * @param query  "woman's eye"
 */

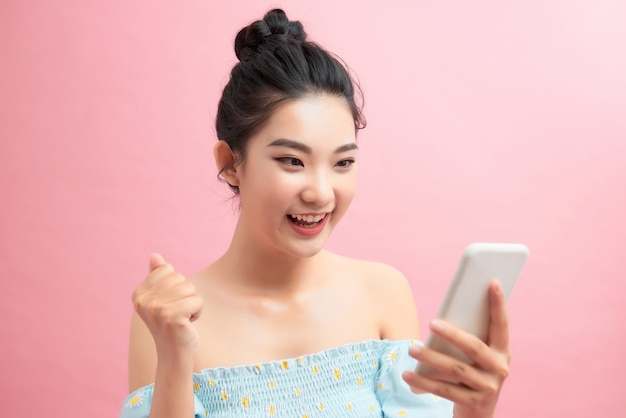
xmin=336 ymin=159 xmax=355 ymax=168
xmin=277 ymin=157 xmax=304 ymax=167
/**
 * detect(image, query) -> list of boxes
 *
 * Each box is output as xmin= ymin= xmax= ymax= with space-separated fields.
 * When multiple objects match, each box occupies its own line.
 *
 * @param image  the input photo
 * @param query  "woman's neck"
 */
xmin=215 ymin=221 xmax=329 ymax=297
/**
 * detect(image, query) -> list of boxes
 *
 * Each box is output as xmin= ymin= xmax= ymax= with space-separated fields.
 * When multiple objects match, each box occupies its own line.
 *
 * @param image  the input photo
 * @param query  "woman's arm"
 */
xmin=127 ymin=254 xmax=203 ymax=418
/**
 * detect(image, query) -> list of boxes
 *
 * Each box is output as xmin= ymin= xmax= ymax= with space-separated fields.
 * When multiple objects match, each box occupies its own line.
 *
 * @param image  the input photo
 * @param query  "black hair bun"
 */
xmin=235 ymin=9 xmax=307 ymax=61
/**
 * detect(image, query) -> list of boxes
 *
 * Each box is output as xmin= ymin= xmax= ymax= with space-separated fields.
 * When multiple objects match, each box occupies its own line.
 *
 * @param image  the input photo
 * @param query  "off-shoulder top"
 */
xmin=119 ymin=339 xmax=453 ymax=417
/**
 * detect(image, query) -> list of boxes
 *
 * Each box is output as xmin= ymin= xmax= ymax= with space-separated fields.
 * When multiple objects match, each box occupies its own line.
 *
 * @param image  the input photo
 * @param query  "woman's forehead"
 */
xmin=252 ymin=95 xmax=356 ymax=148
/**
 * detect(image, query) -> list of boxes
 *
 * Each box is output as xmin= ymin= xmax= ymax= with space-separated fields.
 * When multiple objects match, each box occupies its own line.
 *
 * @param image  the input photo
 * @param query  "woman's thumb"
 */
xmin=149 ymin=253 xmax=166 ymax=272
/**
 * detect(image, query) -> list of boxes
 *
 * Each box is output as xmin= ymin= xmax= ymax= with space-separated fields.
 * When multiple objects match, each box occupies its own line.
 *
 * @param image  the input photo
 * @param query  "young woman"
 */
xmin=120 ymin=9 xmax=511 ymax=418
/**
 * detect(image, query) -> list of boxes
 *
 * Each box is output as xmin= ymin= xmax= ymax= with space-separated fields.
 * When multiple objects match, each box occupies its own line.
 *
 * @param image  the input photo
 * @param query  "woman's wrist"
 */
xmin=149 ymin=353 xmax=195 ymax=418
xmin=453 ymin=403 xmax=496 ymax=418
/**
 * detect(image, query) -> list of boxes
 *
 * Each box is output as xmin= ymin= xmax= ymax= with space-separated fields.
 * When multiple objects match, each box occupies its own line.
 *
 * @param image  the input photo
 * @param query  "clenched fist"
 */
xmin=132 ymin=253 xmax=203 ymax=357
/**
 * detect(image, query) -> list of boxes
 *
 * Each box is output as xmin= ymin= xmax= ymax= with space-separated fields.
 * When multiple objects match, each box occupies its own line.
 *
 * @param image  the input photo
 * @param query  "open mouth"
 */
xmin=287 ymin=213 xmax=327 ymax=228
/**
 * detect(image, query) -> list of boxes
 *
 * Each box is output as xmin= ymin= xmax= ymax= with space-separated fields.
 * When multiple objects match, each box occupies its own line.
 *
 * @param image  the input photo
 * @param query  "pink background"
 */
xmin=1 ymin=1 xmax=625 ymax=416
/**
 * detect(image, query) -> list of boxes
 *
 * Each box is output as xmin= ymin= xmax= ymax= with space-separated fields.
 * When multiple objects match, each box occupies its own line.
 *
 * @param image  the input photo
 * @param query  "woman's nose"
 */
xmin=301 ymin=170 xmax=334 ymax=206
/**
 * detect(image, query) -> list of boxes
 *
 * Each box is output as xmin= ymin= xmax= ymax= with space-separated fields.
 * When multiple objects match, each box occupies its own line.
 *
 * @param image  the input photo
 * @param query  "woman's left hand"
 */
xmin=401 ymin=280 xmax=512 ymax=418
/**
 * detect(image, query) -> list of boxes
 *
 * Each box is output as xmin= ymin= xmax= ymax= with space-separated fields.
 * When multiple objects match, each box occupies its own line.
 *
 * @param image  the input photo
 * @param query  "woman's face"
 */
xmin=235 ymin=94 xmax=358 ymax=258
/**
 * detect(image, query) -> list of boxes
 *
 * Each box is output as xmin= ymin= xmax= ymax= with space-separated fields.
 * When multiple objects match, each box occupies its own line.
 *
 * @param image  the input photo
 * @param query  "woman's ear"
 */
xmin=214 ymin=140 xmax=239 ymax=187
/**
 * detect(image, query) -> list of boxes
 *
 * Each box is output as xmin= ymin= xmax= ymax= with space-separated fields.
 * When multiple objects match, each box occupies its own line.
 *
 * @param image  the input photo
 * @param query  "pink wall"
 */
xmin=1 ymin=1 xmax=625 ymax=416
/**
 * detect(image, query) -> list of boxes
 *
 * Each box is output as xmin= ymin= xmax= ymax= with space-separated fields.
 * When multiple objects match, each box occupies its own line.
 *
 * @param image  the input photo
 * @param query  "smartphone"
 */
xmin=415 ymin=242 xmax=529 ymax=380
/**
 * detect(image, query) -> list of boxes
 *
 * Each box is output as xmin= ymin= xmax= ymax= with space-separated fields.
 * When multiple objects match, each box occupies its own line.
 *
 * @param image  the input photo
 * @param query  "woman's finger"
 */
xmin=149 ymin=253 xmax=166 ymax=272
xmin=402 ymin=369 xmax=481 ymax=405
xmin=487 ymin=279 xmax=510 ymax=355
xmin=428 ymin=319 xmax=509 ymax=375
xmin=410 ymin=344 xmax=493 ymax=391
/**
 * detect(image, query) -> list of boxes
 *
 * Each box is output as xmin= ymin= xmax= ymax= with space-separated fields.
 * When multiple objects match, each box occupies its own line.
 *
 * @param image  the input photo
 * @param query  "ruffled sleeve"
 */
xmin=118 ymin=384 xmax=207 ymax=418
xmin=376 ymin=341 xmax=454 ymax=418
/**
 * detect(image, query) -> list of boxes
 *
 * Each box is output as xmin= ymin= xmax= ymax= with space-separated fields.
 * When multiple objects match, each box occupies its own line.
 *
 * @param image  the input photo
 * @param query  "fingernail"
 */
xmin=410 ymin=344 xmax=422 ymax=356
xmin=431 ymin=319 xmax=445 ymax=332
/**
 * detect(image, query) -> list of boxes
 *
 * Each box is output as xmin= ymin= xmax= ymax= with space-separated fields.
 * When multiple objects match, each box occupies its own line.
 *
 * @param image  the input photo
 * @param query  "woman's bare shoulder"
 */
xmin=326 ymin=252 xmax=421 ymax=340
xmin=325 ymin=251 xmax=408 ymax=286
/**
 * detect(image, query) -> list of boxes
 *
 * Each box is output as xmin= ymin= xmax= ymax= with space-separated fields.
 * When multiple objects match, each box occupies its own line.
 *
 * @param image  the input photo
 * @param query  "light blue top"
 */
xmin=120 ymin=339 xmax=453 ymax=417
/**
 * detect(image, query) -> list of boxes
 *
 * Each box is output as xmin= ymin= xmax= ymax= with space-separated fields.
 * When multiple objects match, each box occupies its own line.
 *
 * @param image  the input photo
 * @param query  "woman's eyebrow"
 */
xmin=268 ymin=139 xmax=312 ymax=153
xmin=267 ymin=139 xmax=358 ymax=154
xmin=335 ymin=143 xmax=358 ymax=153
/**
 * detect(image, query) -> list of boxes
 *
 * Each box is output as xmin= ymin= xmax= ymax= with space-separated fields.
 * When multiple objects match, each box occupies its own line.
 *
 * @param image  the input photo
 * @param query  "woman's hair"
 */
xmin=216 ymin=8 xmax=365 ymax=194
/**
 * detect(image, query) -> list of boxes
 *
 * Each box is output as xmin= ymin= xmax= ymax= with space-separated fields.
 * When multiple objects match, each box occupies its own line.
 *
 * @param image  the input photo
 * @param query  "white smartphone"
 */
xmin=415 ymin=242 xmax=529 ymax=380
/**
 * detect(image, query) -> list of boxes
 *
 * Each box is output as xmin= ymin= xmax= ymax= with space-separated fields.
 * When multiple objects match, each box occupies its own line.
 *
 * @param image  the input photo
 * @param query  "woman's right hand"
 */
xmin=132 ymin=253 xmax=203 ymax=358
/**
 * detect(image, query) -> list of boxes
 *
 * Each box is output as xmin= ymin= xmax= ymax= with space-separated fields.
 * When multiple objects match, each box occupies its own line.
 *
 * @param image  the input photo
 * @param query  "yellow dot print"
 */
xmin=347 ymin=403 xmax=353 ymax=410
xmin=378 ymin=382 xmax=383 ymax=390
xmin=294 ymin=388 xmax=301 ymax=396
xmin=388 ymin=349 xmax=398 ymax=364
xmin=312 ymin=365 xmax=319 ymax=374
xmin=268 ymin=405 xmax=276 ymax=415
xmin=302 ymin=415 xmax=309 ymax=418
xmin=334 ymin=368 xmax=341 ymax=379
xmin=281 ymin=361 xmax=289 ymax=370
xmin=209 ymin=379 xmax=215 ymax=387
xmin=373 ymin=360 xmax=378 ymax=367
xmin=297 ymin=358 xmax=303 ymax=365
xmin=318 ymin=403 xmax=324 ymax=410
xmin=242 ymin=397 xmax=249 ymax=408
xmin=254 ymin=365 xmax=261 ymax=374
xmin=356 ymin=377 xmax=363 ymax=386
xmin=221 ymin=390 xmax=228 ymax=401
xmin=369 ymin=405 xmax=375 ymax=412
xmin=398 ymin=410 xmax=407 ymax=416
xmin=127 ymin=395 xmax=142 ymax=407
xmin=355 ymin=352 xmax=361 ymax=360
xmin=268 ymin=381 xmax=275 ymax=389
xmin=193 ymin=383 xmax=200 ymax=391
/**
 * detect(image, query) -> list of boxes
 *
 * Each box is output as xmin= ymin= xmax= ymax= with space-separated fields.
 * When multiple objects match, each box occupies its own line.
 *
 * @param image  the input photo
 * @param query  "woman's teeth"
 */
xmin=289 ymin=213 xmax=326 ymax=223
